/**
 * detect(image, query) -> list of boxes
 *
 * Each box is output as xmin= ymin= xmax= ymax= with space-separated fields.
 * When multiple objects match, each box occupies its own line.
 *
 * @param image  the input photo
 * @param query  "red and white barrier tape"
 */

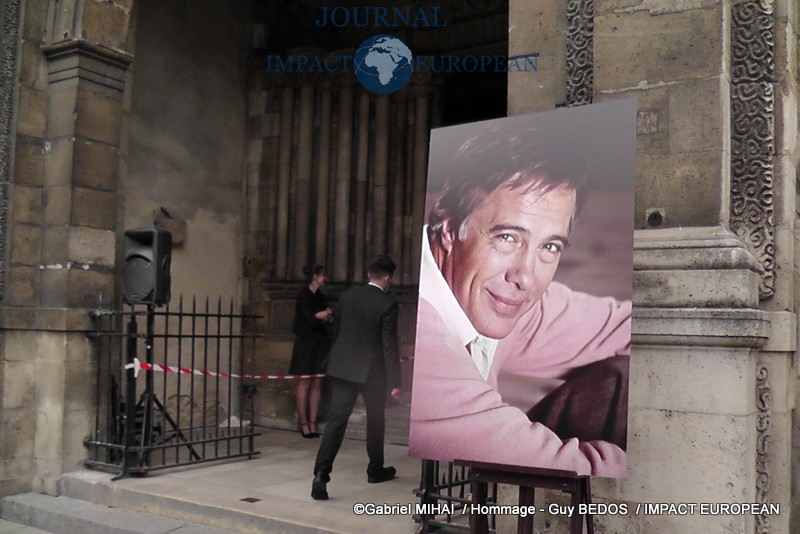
xmin=124 ymin=355 xmax=415 ymax=379
xmin=124 ymin=358 xmax=324 ymax=380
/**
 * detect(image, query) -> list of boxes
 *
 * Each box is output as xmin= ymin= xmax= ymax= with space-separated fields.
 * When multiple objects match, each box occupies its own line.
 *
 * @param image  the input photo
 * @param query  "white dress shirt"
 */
xmin=419 ymin=227 xmax=498 ymax=379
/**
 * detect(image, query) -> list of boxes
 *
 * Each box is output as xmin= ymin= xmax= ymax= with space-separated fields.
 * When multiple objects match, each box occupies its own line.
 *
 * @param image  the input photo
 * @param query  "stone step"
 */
xmin=56 ymin=469 xmax=377 ymax=534
xmin=0 ymin=493 xmax=238 ymax=534
xmin=0 ymin=517 xmax=51 ymax=533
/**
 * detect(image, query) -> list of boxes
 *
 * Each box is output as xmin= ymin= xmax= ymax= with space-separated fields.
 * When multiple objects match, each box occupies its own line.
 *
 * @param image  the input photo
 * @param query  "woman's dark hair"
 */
xmin=302 ymin=264 xmax=326 ymax=283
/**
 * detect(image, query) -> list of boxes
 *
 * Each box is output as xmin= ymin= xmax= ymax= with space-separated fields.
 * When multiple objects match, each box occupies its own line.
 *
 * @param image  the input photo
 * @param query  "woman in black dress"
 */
xmin=290 ymin=265 xmax=333 ymax=438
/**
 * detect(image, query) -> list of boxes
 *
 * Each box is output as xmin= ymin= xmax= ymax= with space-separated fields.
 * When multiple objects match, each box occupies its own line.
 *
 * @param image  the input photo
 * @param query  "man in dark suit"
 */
xmin=311 ymin=256 xmax=402 ymax=500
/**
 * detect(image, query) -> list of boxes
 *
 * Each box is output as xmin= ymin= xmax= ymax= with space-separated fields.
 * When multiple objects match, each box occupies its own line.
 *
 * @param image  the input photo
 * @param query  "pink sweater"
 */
xmin=409 ymin=282 xmax=631 ymax=477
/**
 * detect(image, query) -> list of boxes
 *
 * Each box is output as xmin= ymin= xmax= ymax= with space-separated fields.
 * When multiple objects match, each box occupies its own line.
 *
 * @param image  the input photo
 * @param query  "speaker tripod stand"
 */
xmin=118 ymin=304 xmax=200 ymax=479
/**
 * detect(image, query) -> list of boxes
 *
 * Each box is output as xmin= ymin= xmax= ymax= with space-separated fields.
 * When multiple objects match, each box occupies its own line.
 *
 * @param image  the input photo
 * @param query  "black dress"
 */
xmin=288 ymin=287 xmax=330 ymax=375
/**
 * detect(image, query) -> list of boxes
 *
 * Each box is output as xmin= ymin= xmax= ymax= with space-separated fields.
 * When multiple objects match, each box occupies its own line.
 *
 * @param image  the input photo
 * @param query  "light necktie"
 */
xmin=469 ymin=336 xmax=492 ymax=380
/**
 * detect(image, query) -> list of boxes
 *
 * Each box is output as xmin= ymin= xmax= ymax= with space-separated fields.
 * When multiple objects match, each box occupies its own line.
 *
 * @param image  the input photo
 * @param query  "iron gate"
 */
xmin=416 ymin=460 xmax=498 ymax=532
xmin=85 ymin=296 xmax=262 ymax=477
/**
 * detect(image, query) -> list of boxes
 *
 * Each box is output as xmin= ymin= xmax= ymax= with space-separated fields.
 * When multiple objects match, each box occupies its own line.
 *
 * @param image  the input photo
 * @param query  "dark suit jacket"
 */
xmin=324 ymin=283 xmax=400 ymax=389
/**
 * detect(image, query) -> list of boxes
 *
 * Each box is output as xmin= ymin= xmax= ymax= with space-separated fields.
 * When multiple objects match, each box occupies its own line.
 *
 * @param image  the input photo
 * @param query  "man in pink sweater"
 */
xmin=409 ymin=119 xmax=631 ymax=478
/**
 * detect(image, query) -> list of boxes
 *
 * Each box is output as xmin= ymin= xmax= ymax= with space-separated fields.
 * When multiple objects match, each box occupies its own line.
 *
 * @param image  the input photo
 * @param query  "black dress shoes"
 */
xmin=367 ymin=466 xmax=396 ymax=484
xmin=311 ymin=472 xmax=329 ymax=500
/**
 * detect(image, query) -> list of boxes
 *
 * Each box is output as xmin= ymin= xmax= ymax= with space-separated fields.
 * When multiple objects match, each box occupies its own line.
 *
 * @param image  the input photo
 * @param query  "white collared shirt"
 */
xmin=368 ymin=281 xmax=385 ymax=292
xmin=419 ymin=227 xmax=499 ymax=379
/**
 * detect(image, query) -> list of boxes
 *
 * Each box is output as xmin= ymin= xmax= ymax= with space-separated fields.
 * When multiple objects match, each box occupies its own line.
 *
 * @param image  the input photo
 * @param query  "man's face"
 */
xmin=438 ymin=184 xmax=576 ymax=339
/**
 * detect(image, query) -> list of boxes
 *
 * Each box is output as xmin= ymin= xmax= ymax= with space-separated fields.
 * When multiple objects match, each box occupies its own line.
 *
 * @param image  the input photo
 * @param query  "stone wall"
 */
xmin=509 ymin=1 xmax=798 ymax=533
xmin=0 ymin=0 xmax=249 ymax=496
xmin=0 ymin=0 xmax=28 ymax=497
xmin=122 ymin=0 xmax=249 ymax=303
xmin=0 ymin=0 xmax=136 ymax=496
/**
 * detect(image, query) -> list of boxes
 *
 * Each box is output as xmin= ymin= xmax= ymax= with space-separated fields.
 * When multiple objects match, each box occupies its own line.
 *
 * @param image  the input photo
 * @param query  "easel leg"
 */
xmin=518 ymin=486 xmax=535 ymax=534
xmin=418 ymin=460 xmax=436 ymax=533
xmin=583 ymin=477 xmax=594 ymax=534
xmin=570 ymin=487 xmax=582 ymax=534
xmin=470 ymin=479 xmax=490 ymax=534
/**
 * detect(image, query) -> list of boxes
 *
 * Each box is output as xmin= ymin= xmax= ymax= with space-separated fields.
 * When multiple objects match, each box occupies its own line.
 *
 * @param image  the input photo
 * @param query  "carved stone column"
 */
xmin=371 ymin=94 xmax=390 ymax=258
xmin=332 ymin=81 xmax=354 ymax=281
xmin=0 ymin=0 xmax=135 ymax=498
xmin=730 ymin=0 xmax=776 ymax=301
xmin=388 ymin=90 xmax=408 ymax=274
xmin=565 ymin=0 xmax=593 ymax=106
xmin=293 ymin=85 xmax=314 ymax=278
xmin=0 ymin=0 xmax=133 ymax=496
xmin=275 ymin=87 xmax=294 ymax=279
xmin=0 ymin=0 xmax=22 ymax=301
xmin=352 ymin=89 xmax=370 ymax=279
xmin=22 ymin=39 xmax=132 ymax=494
xmin=592 ymin=228 xmax=791 ymax=534
xmin=0 ymin=0 xmax=25 ymax=497
xmin=314 ymin=84 xmax=333 ymax=265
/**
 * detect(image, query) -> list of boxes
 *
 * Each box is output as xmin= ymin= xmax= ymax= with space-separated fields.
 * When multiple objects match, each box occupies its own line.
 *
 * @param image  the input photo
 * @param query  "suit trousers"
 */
xmin=314 ymin=376 xmax=388 ymax=478
xmin=526 ymin=355 xmax=629 ymax=450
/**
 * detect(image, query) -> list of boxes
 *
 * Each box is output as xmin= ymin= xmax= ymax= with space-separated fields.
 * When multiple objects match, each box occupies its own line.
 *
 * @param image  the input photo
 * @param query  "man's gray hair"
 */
xmin=428 ymin=122 xmax=589 ymax=243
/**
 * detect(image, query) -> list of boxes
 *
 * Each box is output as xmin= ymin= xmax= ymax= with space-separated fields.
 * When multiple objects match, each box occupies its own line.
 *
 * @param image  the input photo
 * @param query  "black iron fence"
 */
xmin=85 ymin=296 xmax=262 ymax=477
xmin=416 ymin=460 xmax=498 ymax=533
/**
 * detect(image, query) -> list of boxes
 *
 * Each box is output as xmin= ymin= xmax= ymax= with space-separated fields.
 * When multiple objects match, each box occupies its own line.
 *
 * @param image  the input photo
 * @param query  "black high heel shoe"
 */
xmin=309 ymin=421 xmax=320 ymax=438
xmin=300 ymin=422 xmax=315 ymax=439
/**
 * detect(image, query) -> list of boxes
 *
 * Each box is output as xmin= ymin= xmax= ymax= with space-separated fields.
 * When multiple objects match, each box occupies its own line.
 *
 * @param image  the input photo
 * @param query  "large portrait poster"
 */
xmin=409 ymin=99 xmax=636 ymax=478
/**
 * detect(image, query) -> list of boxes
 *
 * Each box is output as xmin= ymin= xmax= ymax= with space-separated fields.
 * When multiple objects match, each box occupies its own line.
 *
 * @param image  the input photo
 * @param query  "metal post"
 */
xmin=119 ymin=309 xmax=138 ymax=478
xmin=142 ymin=304 xmax=155 ymax=450
xmin=418 ymin=459 xmax=437 ymax=532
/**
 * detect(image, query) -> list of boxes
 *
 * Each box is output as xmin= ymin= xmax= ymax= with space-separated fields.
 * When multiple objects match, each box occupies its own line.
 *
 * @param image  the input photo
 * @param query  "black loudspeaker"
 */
xmin=122 ymin=228 xmax=172 ymax=306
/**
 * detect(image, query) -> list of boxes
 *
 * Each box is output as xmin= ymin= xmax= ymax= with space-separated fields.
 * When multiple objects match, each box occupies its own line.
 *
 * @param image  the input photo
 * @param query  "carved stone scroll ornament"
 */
xmin=754 ymin=364 xmax=771 ymax=534
xmin=565 ymin=0 xmax=593 ymax=106
xmin=0 ymin=0 xmax=23 ymax=301
xmin=730 ymin=2 xmax=776 ymax=532
xmin=730 ymin=0 xmax=776 ymax=300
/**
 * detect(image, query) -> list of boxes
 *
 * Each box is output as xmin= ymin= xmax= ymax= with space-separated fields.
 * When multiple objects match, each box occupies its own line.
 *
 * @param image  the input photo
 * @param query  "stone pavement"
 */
xmin=1 ymin=493 xmax=240 ymax=534
xmin=2 ymin=428 xmax=423 ymax=534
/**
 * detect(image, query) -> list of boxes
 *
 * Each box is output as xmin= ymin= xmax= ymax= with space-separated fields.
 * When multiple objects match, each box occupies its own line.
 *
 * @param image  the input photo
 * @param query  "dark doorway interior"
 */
xmin=439 ymin=70 xmax=507 ymax=126
xmin=252 ymin=0 xmax=509 ymax=126
xmin=247 ymin=0 xmax=509 ymax=438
